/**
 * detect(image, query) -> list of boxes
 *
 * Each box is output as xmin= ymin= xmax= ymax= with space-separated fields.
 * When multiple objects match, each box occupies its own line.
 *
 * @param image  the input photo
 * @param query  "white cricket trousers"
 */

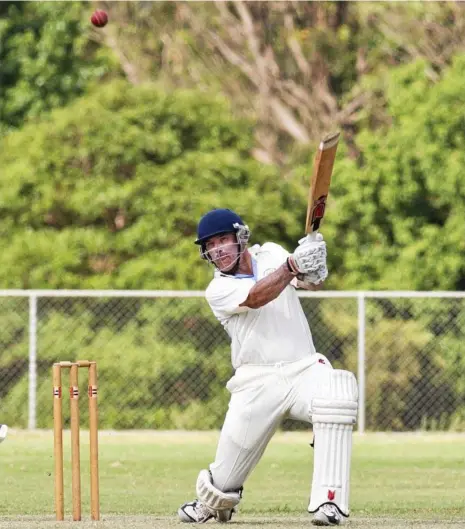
xmin=209 ymin=353 xmax=333 ymax=491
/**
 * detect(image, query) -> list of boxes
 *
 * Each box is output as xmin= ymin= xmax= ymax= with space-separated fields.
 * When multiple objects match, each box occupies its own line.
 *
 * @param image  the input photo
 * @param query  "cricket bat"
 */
xmin=304 ymin=131 xmax=340 ymax=240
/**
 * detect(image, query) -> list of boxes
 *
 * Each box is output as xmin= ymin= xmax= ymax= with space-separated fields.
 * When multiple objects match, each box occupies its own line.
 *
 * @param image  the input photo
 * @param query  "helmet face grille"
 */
xmin=196 ymin=210 xmax=251 ymax=268
xmin=233 ymin=223 xmax=251 ymax=247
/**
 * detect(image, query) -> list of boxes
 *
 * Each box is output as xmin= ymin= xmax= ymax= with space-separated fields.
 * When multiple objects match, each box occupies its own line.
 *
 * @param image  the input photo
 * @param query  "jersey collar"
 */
xmin=234 ymin=257 xmax=257 ymax=280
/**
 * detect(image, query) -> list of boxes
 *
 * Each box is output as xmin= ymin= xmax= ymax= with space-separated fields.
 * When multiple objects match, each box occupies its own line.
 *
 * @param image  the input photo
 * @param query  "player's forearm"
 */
xmin=296 ymin=279 xmax=325 ymax=291
xmin=240 ymin=263 xmax=295 ymax=309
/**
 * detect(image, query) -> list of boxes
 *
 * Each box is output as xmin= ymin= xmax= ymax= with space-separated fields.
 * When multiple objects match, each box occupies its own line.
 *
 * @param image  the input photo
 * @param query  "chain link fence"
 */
xmin=0 ymin=291 xmax=464 ymax=432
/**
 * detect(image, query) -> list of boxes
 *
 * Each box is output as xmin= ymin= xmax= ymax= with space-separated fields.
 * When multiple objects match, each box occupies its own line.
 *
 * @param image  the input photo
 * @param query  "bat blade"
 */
xmin=305 ymin=131 xmax=340 ymax=234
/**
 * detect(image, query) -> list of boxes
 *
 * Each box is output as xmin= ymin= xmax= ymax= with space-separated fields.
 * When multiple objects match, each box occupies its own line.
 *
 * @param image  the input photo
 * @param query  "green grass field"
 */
xmin=1 ymin=430 xmax=464 ymax=528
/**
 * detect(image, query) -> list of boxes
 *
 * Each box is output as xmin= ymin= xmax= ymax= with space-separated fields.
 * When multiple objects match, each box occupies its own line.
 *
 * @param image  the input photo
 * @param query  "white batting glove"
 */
xmin=298 ymin=232 xmax=324 ymax=246
xmin=287 ymin=238 xmax=327 ymax=275
xmin=299 ymin=233 xmax=328 ymax=284
xmin=300 ymin=265 xmax=328 ymax=286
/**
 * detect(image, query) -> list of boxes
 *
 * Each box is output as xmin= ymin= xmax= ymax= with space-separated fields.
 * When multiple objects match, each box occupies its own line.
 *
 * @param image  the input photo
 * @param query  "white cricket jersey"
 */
xmin=205 ymin=242 xmax=317 ymax=369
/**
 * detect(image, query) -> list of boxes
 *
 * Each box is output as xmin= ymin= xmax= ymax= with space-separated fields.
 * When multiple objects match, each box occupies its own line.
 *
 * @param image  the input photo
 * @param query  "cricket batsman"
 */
xmin=178 ymin=209 xmax=358 ymax=526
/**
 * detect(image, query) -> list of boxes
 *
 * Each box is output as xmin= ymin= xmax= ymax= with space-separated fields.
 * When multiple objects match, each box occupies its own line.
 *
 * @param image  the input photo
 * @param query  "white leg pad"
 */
xmin=196 ymin=469 xmax=241 ymax=513
xmin=308 ymin=369 xmax=358 ymax=516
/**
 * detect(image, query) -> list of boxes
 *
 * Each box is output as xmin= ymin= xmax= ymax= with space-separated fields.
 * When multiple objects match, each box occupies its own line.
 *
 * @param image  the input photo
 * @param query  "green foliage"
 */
xmin=0 ymin=1 xmax=117 ymax=133
xmin=2 ymin=3 xmax=465 ymax=434
xmin=324 ymin=55 xmax=465 ymax=290
xmin=2 ymin=295 xmax=465 ymax=431
xmin=1 ymin=297 xmax=233 ymax=429
xmin=0 ymin=81 xmax=305 ymax=289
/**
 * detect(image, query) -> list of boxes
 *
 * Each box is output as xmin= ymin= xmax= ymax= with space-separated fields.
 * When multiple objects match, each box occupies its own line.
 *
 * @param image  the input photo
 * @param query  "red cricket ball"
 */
xmin=91 ymin=10 xmax=108 ymax=28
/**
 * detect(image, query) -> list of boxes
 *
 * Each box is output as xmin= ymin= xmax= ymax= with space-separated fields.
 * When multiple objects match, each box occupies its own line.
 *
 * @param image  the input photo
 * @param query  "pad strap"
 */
xmin=312 ymin=398 xmax=358 ymax=424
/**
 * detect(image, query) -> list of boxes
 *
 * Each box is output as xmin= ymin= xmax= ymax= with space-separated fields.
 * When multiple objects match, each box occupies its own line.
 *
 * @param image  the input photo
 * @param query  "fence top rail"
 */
xmin=299 ymin=291 xmax=465 ymax=298
xmin=0 ymin=290 xmax=206 ymax=298
xmin=1 ymin=290 xmax=465 ymax=299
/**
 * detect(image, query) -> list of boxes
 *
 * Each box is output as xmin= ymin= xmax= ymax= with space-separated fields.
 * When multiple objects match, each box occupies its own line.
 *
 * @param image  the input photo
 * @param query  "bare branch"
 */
xmin=233 ymin=1 xmax=267 ymax=88
xmin=206 ymin=29 xmax=260 ymax=88
xmin=284 ymin=14 xmax=311 ymax=82
xmin=269 ymin=97 xmax=310 ymax=143
xmin=104 ymin=32 xmax=140 ymax=85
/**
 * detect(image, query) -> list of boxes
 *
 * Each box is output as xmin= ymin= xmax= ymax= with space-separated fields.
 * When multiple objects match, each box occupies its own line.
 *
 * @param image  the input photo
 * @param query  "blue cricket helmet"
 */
xmin=195 ymin=208 xmax=251 ymax=265
xmin=195 ymin=208 xmax=245 ymax=244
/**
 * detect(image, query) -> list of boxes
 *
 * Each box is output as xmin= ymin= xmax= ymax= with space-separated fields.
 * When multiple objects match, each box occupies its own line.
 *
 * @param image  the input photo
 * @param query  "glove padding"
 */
xmin=289 ymin=234 xmax=327 ymax=275
xmin=299 ymin=266 xmax=328 ymax=286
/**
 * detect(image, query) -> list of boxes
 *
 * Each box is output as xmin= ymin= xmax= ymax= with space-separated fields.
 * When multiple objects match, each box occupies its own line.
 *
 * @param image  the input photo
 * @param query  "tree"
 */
xmin=0 ymin=80 xmax=306 ymax=289
xmin=94 ymin=2 xmax=465 ymax=168
xmin=0 ymin=1 xmax=117 ymax=134
xmin=94 ymin=1 xmax=360 ymax=166
xmin=324 ymin=55 xmax=465 ymax=290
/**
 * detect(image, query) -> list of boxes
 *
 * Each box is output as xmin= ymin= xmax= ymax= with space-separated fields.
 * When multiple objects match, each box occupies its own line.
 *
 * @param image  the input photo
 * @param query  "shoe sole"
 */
xmin=312 ymin=514 xmax=341 ymax=526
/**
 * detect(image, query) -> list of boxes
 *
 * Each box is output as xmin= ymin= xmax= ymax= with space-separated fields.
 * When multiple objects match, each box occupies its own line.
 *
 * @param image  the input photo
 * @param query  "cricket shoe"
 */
xmin=311 ymin=503 xmax=346 ymax=526
xmin=178 ymin=499 xmax=235 ymax=523
xmin=0 ymin=424 xmax=8 ymax=443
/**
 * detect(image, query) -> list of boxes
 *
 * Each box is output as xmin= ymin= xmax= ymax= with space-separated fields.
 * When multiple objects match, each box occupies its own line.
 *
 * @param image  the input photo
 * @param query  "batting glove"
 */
xmin=300 ymin=265 xmax=328 ymax=286
xmin=287 ymin=238 xmax=327 ymax=275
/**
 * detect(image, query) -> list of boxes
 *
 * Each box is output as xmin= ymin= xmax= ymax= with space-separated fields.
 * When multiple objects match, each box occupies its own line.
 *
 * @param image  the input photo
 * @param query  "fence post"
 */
xmin=357 ymin=293 xmax=366 ymax=434
xmin=28 ymin=294 xmax=38 ymax=430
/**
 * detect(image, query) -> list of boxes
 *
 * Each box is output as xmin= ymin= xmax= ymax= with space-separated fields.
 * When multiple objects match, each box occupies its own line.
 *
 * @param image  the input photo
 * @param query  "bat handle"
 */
xmin=307 ymin=231 xmax=318 ymax=242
